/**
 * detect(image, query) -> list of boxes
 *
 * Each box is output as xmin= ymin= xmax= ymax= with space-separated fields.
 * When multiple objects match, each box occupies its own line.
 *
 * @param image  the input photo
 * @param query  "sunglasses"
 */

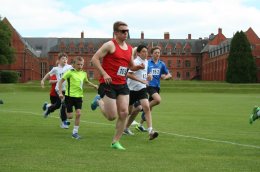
xmin=117 ymin=29 xmax=129 ymax=34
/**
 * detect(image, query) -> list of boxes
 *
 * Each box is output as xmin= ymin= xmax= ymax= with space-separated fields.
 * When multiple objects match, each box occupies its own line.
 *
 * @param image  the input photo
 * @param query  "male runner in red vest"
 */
xmin=91 ymin=21 xmax=144 ymax=150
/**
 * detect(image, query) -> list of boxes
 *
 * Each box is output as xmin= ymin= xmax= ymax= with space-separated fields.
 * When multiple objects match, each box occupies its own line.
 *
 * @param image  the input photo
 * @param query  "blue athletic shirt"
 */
xmin=148 ymin=58 xmax=169 ymax=88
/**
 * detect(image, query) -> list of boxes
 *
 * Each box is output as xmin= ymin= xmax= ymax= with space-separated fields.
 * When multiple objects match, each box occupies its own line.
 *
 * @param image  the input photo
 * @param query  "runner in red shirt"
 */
xmin=91 ymin=21 xmax=144 ymax=150
xmin=49 ymin=74 xmax=58 ymax=104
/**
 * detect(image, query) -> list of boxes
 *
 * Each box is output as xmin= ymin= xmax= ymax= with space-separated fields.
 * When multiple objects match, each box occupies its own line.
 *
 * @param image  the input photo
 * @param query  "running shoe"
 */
xmin=249 ymin=106 xmax=259 ymax=124
xmin=123 ymin=128 xmax=135 ymax=135
xmin=149 ymin=131 xmax=159 ymax=140
xmin=135 ymin=125 xmax=147 ymax=132
xmin=72 ymin=133 xmax=81 ymax=140
xmin=111 ymin=141 xmax=125 ymax=150
xmin=91 ymin=95 xmax=101 ymax=111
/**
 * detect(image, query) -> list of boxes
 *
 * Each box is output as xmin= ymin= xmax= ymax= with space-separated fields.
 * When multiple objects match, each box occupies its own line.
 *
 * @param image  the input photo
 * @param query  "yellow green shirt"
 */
xmin=62 ymin=69 xmax=88 ymax=97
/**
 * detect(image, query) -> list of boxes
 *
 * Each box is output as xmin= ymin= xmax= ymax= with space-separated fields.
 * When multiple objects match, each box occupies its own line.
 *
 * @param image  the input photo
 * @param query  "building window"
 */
xmin=185 ymin=49 xmax=191 ymax=55
xmin=17 ymin=71 xmax=22 ymax=77
xmin=167 ymin=48 xmax=171 ymax=55
xmin=186 ymin=72 xmax=190 ymax=79
xmin=177 ymin=60 xmax=181 ymax=67
xmin=80 ymin=48 xmax=84 ymax=54
xmin=177 ymin=71 xmax=181 ymax=78
xmin=167 ymin=60 xmax=172 ymax=67
xmin=196 ymin=57 xmax=200 ymax=63
xmin=40 ymin=62 xmax=47 ymax=79
xmin=88 ymin=71 xmax=94 ymax=79
xmin=185 ymin=60 xmax=191 ymax=67
xmin=176 ymin=49 xmax=181 ymax=56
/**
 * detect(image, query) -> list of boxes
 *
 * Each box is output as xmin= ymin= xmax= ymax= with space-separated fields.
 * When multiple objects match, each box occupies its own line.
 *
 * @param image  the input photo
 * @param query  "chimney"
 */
xmin=164 ymin=32 xmax=170 ymax=40
xmin=218 ymin=28 xmax=222 ymax=34
xmin=141 ymin=31 xmax=144 ymax=39
xmin=188 ymin=34 xmax=191 ymax=40
xmin=81 ymin=31 xmax=84 ymax=38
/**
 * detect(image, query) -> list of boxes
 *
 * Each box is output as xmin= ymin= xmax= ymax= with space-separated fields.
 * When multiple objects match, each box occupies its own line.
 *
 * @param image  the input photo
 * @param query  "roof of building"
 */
xmin=23 ymin=37 xmax=209 ymax=57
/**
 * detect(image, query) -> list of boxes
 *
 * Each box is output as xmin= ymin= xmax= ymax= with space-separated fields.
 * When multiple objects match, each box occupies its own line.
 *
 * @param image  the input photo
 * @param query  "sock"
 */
xmin=73 ymin=126 xmax=79 ymax=134
xmin=147 ymin=127 xmax=153 ymax=134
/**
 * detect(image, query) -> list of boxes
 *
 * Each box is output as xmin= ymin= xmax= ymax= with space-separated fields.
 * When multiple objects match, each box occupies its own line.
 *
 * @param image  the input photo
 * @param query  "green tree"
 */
xmin=0 ymin=17 xmax=15 ymax=64
xmin=226 ymin=31 xmax=257 ymax=83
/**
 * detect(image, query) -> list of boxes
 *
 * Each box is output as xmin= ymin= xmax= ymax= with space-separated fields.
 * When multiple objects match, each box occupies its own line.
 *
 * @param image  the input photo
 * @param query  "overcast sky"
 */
xmin=1 ymin=0 xmax=260 ymax=39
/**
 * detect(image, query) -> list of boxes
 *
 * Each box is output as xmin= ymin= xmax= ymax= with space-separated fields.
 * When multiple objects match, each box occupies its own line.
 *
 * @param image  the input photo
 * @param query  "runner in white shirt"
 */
xmin=124 ymin=45 xmax=158 ymax=140
xmin=41 ymin=53 xmax=73 ymax=129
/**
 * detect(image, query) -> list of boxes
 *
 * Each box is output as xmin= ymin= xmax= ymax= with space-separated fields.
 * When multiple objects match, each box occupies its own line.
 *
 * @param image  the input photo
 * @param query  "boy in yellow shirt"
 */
xmin=58 ymin=56 xmax=98 ymax=139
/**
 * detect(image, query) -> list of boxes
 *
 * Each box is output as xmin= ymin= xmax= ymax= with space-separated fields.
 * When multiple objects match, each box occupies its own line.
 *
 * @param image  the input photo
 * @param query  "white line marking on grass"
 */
xmin=1 ymin=109 xmax=260 ymax=149
xmin=160 ymin=131 xmax=260 ymax=149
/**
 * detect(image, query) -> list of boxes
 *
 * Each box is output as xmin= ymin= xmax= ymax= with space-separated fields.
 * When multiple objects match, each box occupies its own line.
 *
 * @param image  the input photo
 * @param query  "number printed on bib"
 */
xmin=142 ymin=73 xmax=147 ymax=80
xmin=117 ymin=66 xmax=128 ymax=76
xmin=151 ymin=68 xmax=160 ymax=75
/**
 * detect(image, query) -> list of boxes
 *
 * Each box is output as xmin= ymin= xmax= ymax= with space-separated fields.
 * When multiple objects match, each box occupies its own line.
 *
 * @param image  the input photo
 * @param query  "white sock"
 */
xmin=147 ymin=127 xmax=153 ymax=134
xmin=73 ymin=126 xmax=79 ymax=134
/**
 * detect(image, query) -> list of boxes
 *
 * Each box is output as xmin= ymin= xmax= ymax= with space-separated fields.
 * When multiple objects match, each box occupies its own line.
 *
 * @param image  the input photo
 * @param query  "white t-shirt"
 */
xmin=48 ymin=64 xmax=73 ymax=91
xmin=127 ymin=56 xmax=148 ymax=91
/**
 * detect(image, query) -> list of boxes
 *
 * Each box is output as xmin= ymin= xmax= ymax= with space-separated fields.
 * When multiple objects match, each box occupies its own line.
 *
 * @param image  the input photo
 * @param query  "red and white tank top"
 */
xmin=99 ymin=39 xmax=132 ymax=84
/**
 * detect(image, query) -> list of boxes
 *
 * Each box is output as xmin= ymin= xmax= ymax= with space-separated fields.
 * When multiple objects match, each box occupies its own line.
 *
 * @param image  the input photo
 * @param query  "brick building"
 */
xmin=1 ymin=17 xmax=260 ymax=82
xmin=201 ymin=28 xmax=260 ymax=81
xmin=0 ymin=18 xmax=41 ymax=82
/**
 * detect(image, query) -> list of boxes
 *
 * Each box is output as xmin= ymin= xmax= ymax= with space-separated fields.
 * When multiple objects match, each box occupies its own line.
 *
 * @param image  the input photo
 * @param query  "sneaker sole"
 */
xmin=149 ymin=132 xmax=159 ymax=140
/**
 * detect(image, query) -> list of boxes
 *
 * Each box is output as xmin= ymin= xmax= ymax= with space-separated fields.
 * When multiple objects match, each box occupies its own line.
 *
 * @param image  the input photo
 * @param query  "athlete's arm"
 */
xmin=161 ymin=64 xmax=172 ymax=80
xmin=58 ymin=78 xmax=65 ymax=100
xmin=86 ymin=80 xmax=98 ymax=90
xmin=91 ymin=41 xmax=113 ymax=84
xmin=129 ymin=48 xmax=145 ymax=71
xmin=127 ymin=72 xmax=147 ymax=85
xmin=40 ymin=72 xmax=51 ymax=88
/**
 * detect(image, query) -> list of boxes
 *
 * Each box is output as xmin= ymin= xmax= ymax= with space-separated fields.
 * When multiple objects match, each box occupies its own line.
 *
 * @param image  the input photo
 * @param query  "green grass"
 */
xmin=0 ymin=81 xmax=260 ymax=172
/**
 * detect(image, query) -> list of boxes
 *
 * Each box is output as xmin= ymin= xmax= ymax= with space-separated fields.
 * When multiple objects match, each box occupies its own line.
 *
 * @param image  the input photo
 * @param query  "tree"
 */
xmin=0 ymin=17 xmax=15 ymax=64
xmin=226 ymin=31 xmax=257 ymax=83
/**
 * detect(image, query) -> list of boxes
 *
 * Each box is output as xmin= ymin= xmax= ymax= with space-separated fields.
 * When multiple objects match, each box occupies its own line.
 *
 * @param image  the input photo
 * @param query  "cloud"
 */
xmin=1 ymin=0 xmax=260 ymax=39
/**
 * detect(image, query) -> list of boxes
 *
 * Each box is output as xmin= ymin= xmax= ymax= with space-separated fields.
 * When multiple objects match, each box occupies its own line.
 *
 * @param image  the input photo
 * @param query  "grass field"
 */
xmin=0 ymin=81 xmax=260 ymax=172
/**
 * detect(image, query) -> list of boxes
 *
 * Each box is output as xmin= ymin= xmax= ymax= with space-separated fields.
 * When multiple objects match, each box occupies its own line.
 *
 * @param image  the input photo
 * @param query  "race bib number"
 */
xmin=151 ymin=68 xmax=160 ymax=75
xmin=142 ymin=73 xmax=147 ymax=80
xmin=117 ymin=66 xmax=128 ymax=76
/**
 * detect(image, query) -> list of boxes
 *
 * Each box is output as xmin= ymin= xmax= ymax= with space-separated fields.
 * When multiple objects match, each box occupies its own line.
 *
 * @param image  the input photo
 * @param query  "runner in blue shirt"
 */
xmin=136 ymin=46 xmax=172 ymax=131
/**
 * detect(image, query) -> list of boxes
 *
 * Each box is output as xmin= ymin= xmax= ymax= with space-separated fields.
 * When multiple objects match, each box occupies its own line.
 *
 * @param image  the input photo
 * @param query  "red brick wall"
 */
xmin=0 ymin=18 xmax=41 ymax=82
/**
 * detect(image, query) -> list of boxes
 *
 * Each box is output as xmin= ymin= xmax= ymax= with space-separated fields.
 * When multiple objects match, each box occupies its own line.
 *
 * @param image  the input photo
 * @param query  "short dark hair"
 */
xmin=72 ymin=56 xmax=84 ymax=64
xmin=151 ymin=46 xmax=161 ymax=54
xmin=137 ymin=45 xmax=148 ymax=53
xmin=113 ymin=21 xmax=128 ymax=32
xmin=58 ymin=52 xmax=68 ymax=59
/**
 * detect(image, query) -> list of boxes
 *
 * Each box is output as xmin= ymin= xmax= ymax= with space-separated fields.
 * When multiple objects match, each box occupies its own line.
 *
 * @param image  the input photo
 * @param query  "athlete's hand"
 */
xmin=138 ymin=63 xmax=145 ymax=70
xmin=59 ymin=93 xmax=64 ymax=100
xmin=93 ymin=84 xmax=98 ymax=90
xmin=147 ymin=73 xmax=153 ymax=81
xmin=103 ymin=73 xmax=112 ymax=84
xmin=40 ymin=80 xmax=45 ymax=88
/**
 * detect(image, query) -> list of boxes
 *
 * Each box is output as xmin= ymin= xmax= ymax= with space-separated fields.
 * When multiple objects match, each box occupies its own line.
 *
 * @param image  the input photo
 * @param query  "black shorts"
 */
xmin=50 ymin=95 xmax=58 ymax=104
xmin=98 ymin=83 xmax=129 ymax=99
xmin=129 ymin=88 xmax=148 ymax=105
xmin=65 ymin=96 xmax=83 ymax=113
xmin=147 ymin=86 xmax=160 ymax=101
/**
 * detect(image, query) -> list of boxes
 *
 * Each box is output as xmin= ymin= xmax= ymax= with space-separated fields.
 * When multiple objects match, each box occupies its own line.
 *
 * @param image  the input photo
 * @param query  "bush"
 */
xmin=0 ymin=70 xmax=19 ymax=83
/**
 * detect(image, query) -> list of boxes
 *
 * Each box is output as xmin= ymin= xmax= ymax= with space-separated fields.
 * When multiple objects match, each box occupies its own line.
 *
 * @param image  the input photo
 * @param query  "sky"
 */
xmin=1 ymin=0 xmax=260 ymax=39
